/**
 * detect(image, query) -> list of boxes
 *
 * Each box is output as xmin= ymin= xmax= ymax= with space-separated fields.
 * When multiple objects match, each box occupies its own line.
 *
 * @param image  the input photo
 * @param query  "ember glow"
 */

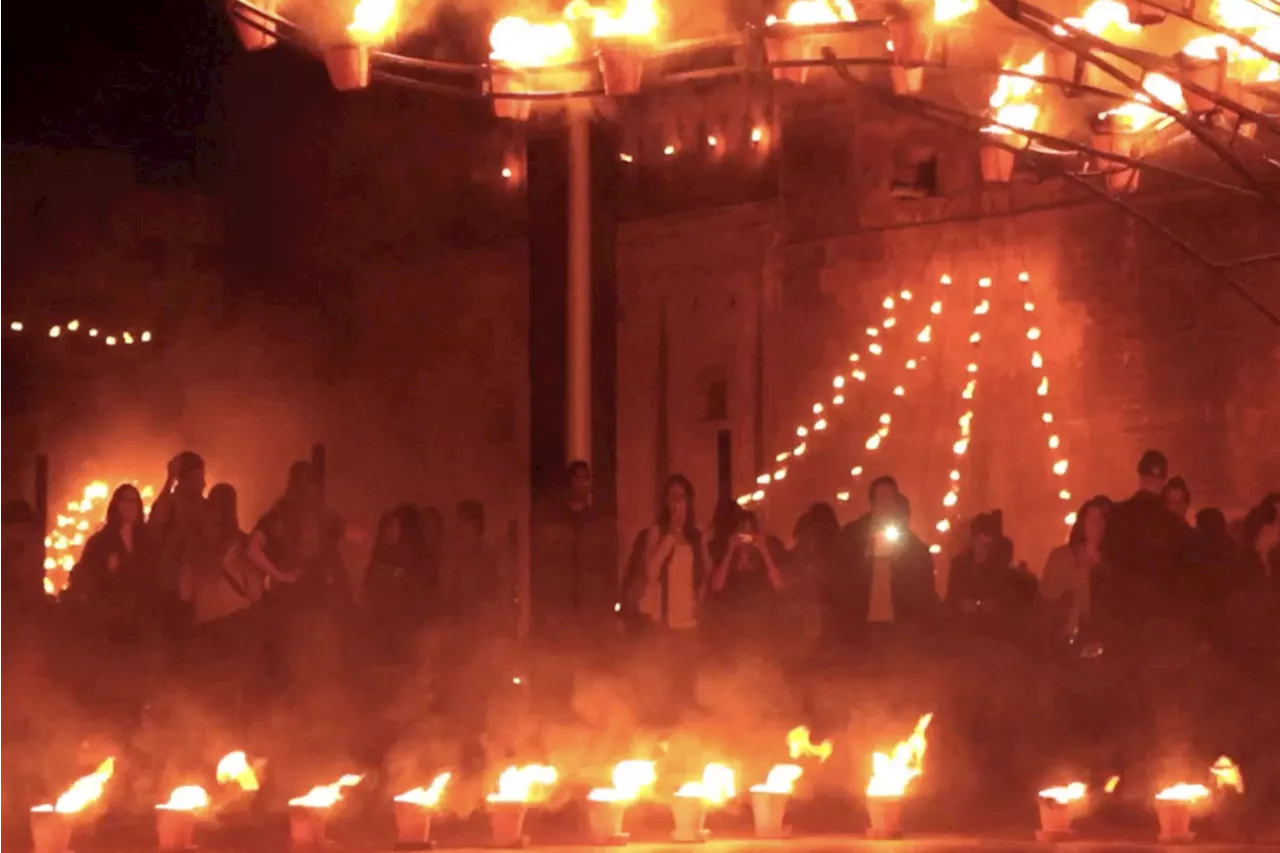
xmin=157 ymin=786 xmax=210 ymax=812
xmin=44 ymin=480 xmax=157 ymax=595
xmin=489 ymin=17 xmax=578 ymax=67
xmin=866 ymin=714 xmax=932 ymax=798
xmin=347 ymin=0 xmax=395 ymax=43
xmin=1039 ymin=782 xmax=1086 ymax=804
xmin=985 ymin=53 xmax=1047 ymax=145
xmin=487 ymin=765 xmax=558 ymax=804
xmin=675 ymin=763 xmax=736 ymax=804
xmin=289 ymin=775 xmax=363 ymax=809
xmin=768 ymin=0 xmax=856 ymax=26
xmin=32 ymin=759 xmax=116 ymax=814
xmin=395 ymin=772 xmax=452 ymax=807
xmin=750 ymin=764 xmax=804 ymax=794
xmin=1155 ymin=782 xmax=1211 ymax=803
xmin=565 ymin=0 xmax=660 ymax=40
xmin=588 ymin=759 xmax=657 ymax=802
xmin=1210 ymin=756 xmax=1244 ymax=793
xmin=783 ymin=722 xmax=834 ymax=758
xmin=216 ymin=751 xmax=260 ymax=792
xmin=1057 ymin=0 xmax=1140 ymax=36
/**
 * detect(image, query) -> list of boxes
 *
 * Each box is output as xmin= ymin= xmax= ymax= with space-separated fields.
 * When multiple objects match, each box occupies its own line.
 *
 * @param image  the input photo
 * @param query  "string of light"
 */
xmin=6 ymin=320 xmax=155 ymax=347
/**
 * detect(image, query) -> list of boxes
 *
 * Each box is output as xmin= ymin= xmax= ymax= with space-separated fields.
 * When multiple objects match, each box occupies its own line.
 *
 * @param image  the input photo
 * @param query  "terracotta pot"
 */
xmin=979 ymin=143 xmax=1016 ymax=182
xmin=586 ymin=799 xmax=626 ymax=840
xmin=763 ymin=23 xmax=863 ymax=83
xmin=288 ymin=806 xmax=328 ymax=847
xmin=394 ymin=802 xmax=433 ymax=846
xmin=670 ymin=797 xmax=706 ymax=842
xmin=597 ymin=40 xmax=645 ymax=96
xmin=156 ymin=809 xmax=197 ymax=851
xmin=1090 ymin=117 xmax=1141 ymax=193
xmin=488 ymin=801 xmax=528 ymax=846
xmin=886 ymin=17 xmax=928 ymax=66
xmin=1037 ymin=798 xmax=1073 ymax=837
xmin=1126 ymin=0 xmax=1167 ymax=25
xmin=30 ymin=811 xmax=72 ymax=853
xmin=1176 ymin=50 xmax=1226 ymax=114
xmin=750 ymin=791 xmax=789 ymax=838
xmin=230 ymin=1 xmax=279 ymax=52
xmin=1156 ymin=800 xmax=1194 ymax=841
xmin=489 ymin=63 xmax=596 ymax=121
xmin=890 ymin=66 xmax=924 ymax=95
xmin=325 ymin=43 xmax=370 ymax=92
xmin=865 ymin=796 xmax=903 ymax=838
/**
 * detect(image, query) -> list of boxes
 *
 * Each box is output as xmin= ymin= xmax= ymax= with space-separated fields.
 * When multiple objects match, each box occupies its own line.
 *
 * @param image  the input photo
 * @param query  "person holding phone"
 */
xmin=622 ymin=474 xmax=710 ymax=634
xmin=704 ymin=508 xmax=786 ymax=653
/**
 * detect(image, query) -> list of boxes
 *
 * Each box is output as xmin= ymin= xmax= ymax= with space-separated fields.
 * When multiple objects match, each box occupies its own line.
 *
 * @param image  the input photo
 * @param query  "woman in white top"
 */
xmin=622 ymin=474 xmax=711 ymax=633
xmin=1040 ymin=497 xmax=1110 ymax=642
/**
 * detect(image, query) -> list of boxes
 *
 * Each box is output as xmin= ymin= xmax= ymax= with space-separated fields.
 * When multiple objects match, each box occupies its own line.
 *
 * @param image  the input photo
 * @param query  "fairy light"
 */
xmin=1019 ymin=271 xmax=1074 ymax=527
xmin=883 ymin=317 xmax=896 ymax=329
xmin=619 ymin=152 xmax=635 ymax=163
xmin=866 ymin=327 xmax=880 ymax=337
xmin=869 ymin=343 xmax=883 ymax=355
xmin=6 ymin=321 xmax=155 ymax=346
xmin=930 ymin=301 xmax=942 ymax=315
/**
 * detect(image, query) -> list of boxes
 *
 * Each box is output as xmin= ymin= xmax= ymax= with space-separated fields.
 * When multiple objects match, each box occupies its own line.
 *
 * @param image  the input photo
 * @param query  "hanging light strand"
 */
xmin=6 ymin=320 xmax=154 ymax=346
xmin=1017 ymin=271 xmax=1075 ymax=527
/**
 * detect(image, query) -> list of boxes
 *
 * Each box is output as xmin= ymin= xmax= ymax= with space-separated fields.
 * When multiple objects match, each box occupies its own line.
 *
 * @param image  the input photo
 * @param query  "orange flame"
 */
xmin=675 ymin=763 xmax=735 ymax=804
xmin=565 ymin=0 xmax=659 ymax=39
xmin=786 ymin=726 xmax=833 ymax=762
xmin=1210 ymin=756 xmax=1243 ymax=793
xmin=1104 ymin=775 xmax=1121 ymax=793
xmin=487 ymin=765 xmax=558 ymax=804
xmin=1156 ymin=782 xmax=1211 ymax=803
xmin=1056 ymin=0 xmax=1140 ymax=36
xmin=289 ymin=775 xmax=363 ymax=809
xmin=347 ymin=0 xmax=395 ymax=43
xmin=489 ymin=17 xmax=578 ymax=67
xmin=32 ymin=759 xmax=116 ymax=814
xmin=750 ymin=764 xmax=804 ymax=794
xmin=157 ymin=786 xmax=210 ymax=812
xmin=866 ymin=714 xmax=932 ymax=798
xmin=985 ymin=53 xmax=1046 ymax=145
xmin=768 ymin=0 xmax=856 ymax=26
xmin=1039 ymin=782 xmax=1086 ymax=804
xmin=588 ymin=760 xmax=657 ymax=803
xmin=1100 ymin=73 xmax=1186 ymax=131
xmin=216 ymin=751 xmax=259 ymax=792
xmin=395 ymin=772 xmax=452 ymax=807
xmin=935 ymin=0 xmax=978 ymax=24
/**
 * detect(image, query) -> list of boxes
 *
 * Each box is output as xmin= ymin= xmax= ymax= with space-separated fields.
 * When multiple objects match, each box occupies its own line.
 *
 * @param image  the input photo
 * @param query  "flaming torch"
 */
xmin=865 ymin=714 xmax=932 ymax=839
xmin=981 ymin=53 xmax=1045 ymax=182
xmin=764 ymin=0 xmax=859 ymax=84
xmin=567 ymin=0 xmax=659 ymax=96
xmin=156 ymin=786 xmax=210 ymax=851
xmin=585 ymin=760 xmax=657 ymax=841
xmin=749 ymin=765 xmax=803 ymax=838
xmin=393 ymin=772 xmax=451 ymax=847
xmin=326 ymin=0 xmax=396 ymax=91
xmin=671 ymin=763 xmax=735 ymax=842
xmin=1092 ymin=72 xmax=1185 ymax=193
xmin=486 ymin=764 xmax=558 ymax=846
xmin=216 ymin=750 xmax=260 ymax=792
xmin=287 ymin=774 xmax=363 ymax=847
xmin=488 ymin=18 xmax=595 ymax=121
xmin=1155 ymin=783 xmax=1211 ymax=842
xmin=30 ymin=759 xmax=115 ymax=853
xmin=1036 ymin=782 xmax=1086 ymax=840
xmin=1211 ymin=755 xmax=1244 ymax=794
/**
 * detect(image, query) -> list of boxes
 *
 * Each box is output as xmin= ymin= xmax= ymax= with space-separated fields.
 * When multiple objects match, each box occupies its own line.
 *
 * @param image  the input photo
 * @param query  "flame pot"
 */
xmin=586 ymin=799 xmax=627 ymax=841
xmin=1175 ymin=50 xmax=1226 ymax=114
xmin=597 ymin=40 xmax=646 ymax=96
xmin=890 ymin=66 xmax=924 ymax=95
xmin=1126 ymin=0 xmax=1167 ymax=25
xmin=229 ymin=0 xmax=278 ymax=51
xmin=489 ymin=62 xmax=596 ymax=121
xmin=288 ymin=805 xmax=329 ymax=847
xmin=979 ymin=143 xmax=1016 ymax=182
xmin=156 ymin=809 xmax=198 ymax=851
xmin=1155 ymin=800 xmax=1194 ymax=841
xmin=1090 ymin=116 xmax=1141 ymax=194
xmin=488 ymin=801 xmax=528 ymax=847
xmin=30 ymin=812 xmax=73 ymax=853
xmin=394 ymin=802 xmax=433 ymax=846
xmin=325 ymin=43 xmax=371 ymax=92
xmin=750 ymin=791 xmax=790 ymax=838
xmin=865 ymin=795 xmax=904 ymax=839
xmin=670 ymin=797 xmax=707 ymax=842
xmin=1037 ymin=798 xmax=1073 ymax=838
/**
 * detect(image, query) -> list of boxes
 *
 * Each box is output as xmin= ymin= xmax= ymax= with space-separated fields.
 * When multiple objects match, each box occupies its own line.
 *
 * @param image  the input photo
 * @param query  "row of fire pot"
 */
xmin=978 ymin=113 xmax=1147 ymax=193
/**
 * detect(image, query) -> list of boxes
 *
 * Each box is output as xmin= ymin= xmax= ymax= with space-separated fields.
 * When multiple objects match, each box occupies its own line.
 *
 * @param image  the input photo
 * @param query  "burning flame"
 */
xmin=1172 ymin=0 xmax=1280 ymax=83
xmin=490 ymin=17 xmax=578 ymax=67
xmin=935 ymin=0 xmax=978 ymax=24
xmin=986 ymin=53 xmax=1046 ymax=144
xmin=32 ymin=759 xmax=116 ymax=814
xmin=44 ymin=480 xmax=156 ymax=595
xmin=289 ymin=775 xmax=363 ymax=809
xmin=1104 ymin=775 xmax=1121 ymax=793
xmin=750 ymin=764 xmax=804 ymax=794
xmin=216 ymin=751 xmax=259 ymax=792
xmin=675 ymin=763 xmax=736 ymax=804
xmin=1057 ymin=0 xmax=1140 ymax=36
xmin=487 ymin=765 xmax=558 ymax=803
xmin=1039 ymin=782 xmax=1086 ymax=804
xmin=866 ymin=714 xmax=932 ymax=798
xmin=565 ymin=0 xmax=659 ymax=39
xmin=768 ymin=0 xmax=856 ymax=26
xmin=787 ymin=726 xmax=833 ymax=762
xmin=395 ymin=772 xmax=452 ymax=807
xmin=1156 ymin=783 xmax=1211 ymax=803
xmin=1210 ymin=756 xmax=1243 ymax=793
xmin=588 ymin=760 xmax=657 ymax=802
xmin=1100 ymin=73 xmax=1186 ymax=131
xmin=347 ymin=0 xmax=395 ymax=43
xmin=157 ymin=786 xmax=210 ymax=812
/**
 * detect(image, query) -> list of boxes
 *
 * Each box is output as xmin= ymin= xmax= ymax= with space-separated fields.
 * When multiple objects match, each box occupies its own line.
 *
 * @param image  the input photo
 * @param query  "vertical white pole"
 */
xmin=566 ymin=106 xmax=592 ymax=466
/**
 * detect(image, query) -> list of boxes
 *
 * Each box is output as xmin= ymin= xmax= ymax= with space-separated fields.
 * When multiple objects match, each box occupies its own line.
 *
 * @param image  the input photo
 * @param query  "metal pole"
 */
xmin=566 ymin=106 xmax=593 ymax=465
